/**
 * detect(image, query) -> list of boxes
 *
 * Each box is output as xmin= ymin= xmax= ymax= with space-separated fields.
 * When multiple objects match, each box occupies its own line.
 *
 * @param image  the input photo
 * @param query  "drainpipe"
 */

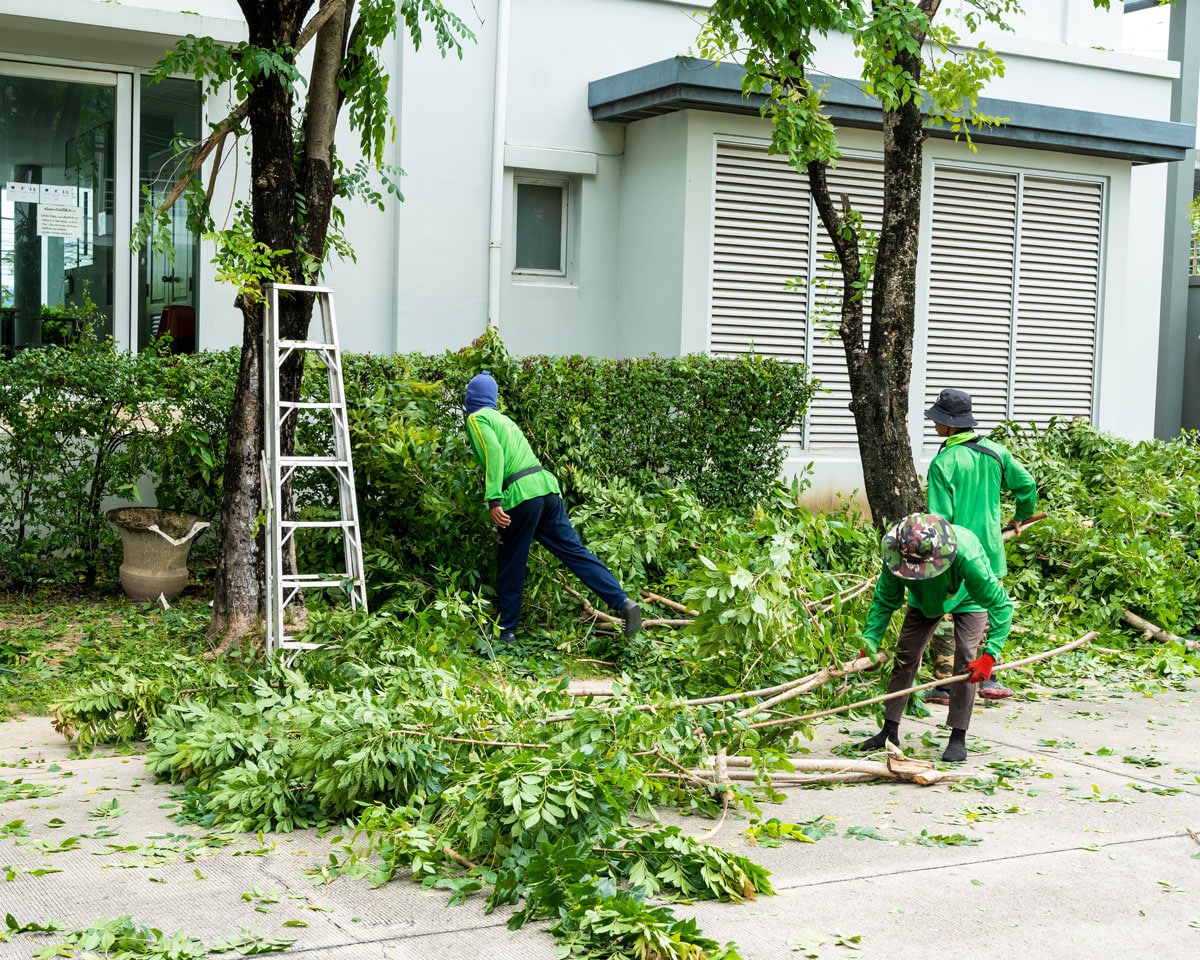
xmin=486 ymin=0 xmax=512 ymax=331
xmin=392 ymin=23 xmax=406 ymax=353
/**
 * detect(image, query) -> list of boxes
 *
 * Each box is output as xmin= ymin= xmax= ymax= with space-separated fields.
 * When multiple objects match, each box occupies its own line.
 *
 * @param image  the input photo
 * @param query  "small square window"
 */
xmin=514 ymin=179 xmax=567 ymax=275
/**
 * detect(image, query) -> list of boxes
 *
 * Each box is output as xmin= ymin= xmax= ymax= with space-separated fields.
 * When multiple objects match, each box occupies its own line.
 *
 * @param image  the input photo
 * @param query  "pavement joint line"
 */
xmin=279 ymin=918 xmax=515 ymax=954
xmin=897 ymin=715 xmax=1200 ymax=796
xmin=763 ymin=830 xmax=1191 ymax=892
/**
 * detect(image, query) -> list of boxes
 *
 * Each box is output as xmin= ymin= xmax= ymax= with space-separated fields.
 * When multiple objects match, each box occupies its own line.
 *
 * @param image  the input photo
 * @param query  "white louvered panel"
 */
xmin=710 ymin=141 xmax=812 ymax=444
xmin=924 ymin=166 xmax=1019 ymax=451
xmin=1011 ymin=177 xmax=1103 ymax=426
xmin=807 ymin=155 xmax=886 ymax=449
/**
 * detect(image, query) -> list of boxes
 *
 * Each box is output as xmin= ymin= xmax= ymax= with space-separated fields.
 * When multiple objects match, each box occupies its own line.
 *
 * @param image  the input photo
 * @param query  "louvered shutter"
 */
xmin=924 ymin=166 xmax=1019 ymax=451
xmin=709 ymin=141 xmax=811 ymax=445
xmin=708 ymin=141 xmax=884 ymax=449
xmin=806 ymin=156 xmax=885 ymax=449
xmin=1011 ymin=176 xmax=1102 ymax=425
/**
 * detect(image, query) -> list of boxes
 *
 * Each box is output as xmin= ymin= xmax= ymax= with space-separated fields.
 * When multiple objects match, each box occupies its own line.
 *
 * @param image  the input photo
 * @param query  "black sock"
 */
xmin=942 ymin=727 xmax=968 ymax=762
xmin=859 ymin=719 xmax=900 ymax=751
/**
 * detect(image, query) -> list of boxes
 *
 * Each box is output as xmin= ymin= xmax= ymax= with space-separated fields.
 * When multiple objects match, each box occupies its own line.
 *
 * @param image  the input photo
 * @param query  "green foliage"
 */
xmin=995 ymin=419 xmax=1200 ymax=638
xmin=136 ymin=1 xmax=476 ymax=304
xmin=2 ymin=912 xmax=295 ymax=958
xmin=343 ymin=329 xmax=816 ymax=509
xmin=700 ymin=1 xmax=1111 ymax=162
xmin=0 ymin=346 xmax=234 ymax=588
xmin=207 ymin=212 xmax=296 ymax=300
xmin=50 ymin=655 xmax=243 ymax=750
xmin=0 ymin=332 xmax=811 ymax=613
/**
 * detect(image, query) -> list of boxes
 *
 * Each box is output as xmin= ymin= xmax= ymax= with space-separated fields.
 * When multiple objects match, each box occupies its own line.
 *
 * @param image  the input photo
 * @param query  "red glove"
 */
xmin=965 ymin=653 xmax=995 ymax=684
xmin=859 ymin=648 xmax=880 ymax=672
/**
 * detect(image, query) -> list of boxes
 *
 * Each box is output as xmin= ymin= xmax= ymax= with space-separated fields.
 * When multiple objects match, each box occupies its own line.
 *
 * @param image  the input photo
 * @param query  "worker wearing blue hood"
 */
xmin=463 ymin=372 xmax=642 ymax=645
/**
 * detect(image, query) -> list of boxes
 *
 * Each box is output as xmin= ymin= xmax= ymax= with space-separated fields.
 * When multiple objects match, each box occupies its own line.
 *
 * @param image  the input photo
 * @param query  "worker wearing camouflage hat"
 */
xmin=856 ymin=513 xmax=1014 ymax=762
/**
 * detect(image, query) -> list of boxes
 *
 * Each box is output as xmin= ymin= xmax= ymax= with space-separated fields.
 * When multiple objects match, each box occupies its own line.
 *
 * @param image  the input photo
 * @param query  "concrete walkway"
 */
xmin=1 ymin=680 xmax=1197 ymax=959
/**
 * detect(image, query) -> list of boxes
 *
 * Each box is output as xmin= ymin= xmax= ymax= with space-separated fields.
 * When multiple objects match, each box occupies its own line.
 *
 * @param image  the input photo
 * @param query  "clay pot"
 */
xmin=106 ymin=507 xmax=210 ymax=602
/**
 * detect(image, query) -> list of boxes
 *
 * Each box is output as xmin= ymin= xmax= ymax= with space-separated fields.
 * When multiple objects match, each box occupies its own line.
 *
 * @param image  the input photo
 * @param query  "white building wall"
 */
xmin=0 ymin=0 xmax=1189 ymax=500
xmin=614 ymin=112 xmax=688 ymax=357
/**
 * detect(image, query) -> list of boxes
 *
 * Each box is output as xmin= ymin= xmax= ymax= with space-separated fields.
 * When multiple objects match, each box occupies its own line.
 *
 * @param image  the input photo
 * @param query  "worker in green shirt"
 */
xmin=923 ymin=388 xmax=1037 ymax=704
xmin=856 ymin=513 xmax=1014 ymax=762
xmin=464 ymin=373 xmax=641 ymax=646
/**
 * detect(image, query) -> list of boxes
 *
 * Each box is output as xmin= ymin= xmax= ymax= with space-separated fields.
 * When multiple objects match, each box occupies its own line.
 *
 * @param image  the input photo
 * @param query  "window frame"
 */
xmin=512 ymin=175 xmax=569 ymax=278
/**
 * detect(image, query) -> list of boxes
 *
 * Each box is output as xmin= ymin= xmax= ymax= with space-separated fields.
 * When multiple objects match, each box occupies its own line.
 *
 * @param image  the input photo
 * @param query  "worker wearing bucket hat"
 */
xmin=923 ymin=388 xmax=1037 ymax=705
xmin=856 ymin=513 xmax=1014 ymax=762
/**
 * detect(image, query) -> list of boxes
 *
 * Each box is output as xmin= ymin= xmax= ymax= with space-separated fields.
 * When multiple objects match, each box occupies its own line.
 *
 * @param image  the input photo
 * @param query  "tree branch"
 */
xmin=749 ymin=631 xmax=1098 ymax=731
xmin=155 ymin=0 xmax=348 ymax=215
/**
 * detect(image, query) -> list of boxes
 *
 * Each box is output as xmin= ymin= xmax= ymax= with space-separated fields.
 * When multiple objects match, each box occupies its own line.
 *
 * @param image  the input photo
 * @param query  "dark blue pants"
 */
xmin=496 ymin=493 xmax=627 ymax=633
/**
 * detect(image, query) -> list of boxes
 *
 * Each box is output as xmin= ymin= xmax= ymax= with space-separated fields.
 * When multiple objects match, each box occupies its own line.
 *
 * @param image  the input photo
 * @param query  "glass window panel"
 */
xmin=138 ymin=76 xmax=202 ymax=353
xmin=515 ymin=181 xmax=564 ymax=273
xmin=0 ymin=72 xmax=116 ymax=353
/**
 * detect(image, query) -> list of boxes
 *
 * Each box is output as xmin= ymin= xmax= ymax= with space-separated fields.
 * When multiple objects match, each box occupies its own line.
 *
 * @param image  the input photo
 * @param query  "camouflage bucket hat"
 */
xmin=881 ymin=513 xmax=958 ymax=580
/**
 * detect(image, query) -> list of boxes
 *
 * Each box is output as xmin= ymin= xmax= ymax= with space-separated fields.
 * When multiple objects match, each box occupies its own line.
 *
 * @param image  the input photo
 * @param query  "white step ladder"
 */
xmin=262 ymin=283 xmax=368 ymax=661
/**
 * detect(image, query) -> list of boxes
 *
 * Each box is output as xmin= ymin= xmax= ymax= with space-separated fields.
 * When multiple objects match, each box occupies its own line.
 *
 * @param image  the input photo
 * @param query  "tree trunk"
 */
xmin=207 ymin=301 xmax=265 ymax=650
xmin=806 ymin=23 xmax=928 ymax=528
xmin=209 ymin=1 xmax=308 ymax=651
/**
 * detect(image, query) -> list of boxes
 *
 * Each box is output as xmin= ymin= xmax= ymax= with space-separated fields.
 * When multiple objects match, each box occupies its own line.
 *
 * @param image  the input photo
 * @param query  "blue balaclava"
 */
xmin=464 ymin=372 xmax=499 ymax=415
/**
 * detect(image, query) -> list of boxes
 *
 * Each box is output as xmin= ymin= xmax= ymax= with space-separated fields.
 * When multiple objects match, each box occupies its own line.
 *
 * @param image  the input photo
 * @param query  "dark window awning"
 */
xmin=588 ymin=57 xmax=1195 ymax=165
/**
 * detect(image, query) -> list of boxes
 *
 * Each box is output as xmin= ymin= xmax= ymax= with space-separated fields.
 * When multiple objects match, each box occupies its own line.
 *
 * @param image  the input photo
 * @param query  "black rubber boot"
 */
xmin=942 ymin=727 xmax=968 ymax=762
xmin=859 ymin=719 xmax=900 ymax=752
xmin=620 ymin=598 xmax=642 ymax=638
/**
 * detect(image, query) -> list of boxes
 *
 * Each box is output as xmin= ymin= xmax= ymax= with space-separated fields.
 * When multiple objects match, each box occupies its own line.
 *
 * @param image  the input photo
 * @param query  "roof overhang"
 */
xmin=0 ymin=0 xmax=245 ymax=68
xmin=588 ymin=57 xmax=1195 ymax=165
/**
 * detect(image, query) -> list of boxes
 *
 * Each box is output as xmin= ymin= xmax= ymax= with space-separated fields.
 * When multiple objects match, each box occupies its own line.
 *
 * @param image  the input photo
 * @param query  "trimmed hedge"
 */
xmin=0 ymin=331 xmax=813 ymax=587
xmin=344 ymin=330 xmax=816 ymax=508
xmin=0 ymin=342 xmax=237 ymax=587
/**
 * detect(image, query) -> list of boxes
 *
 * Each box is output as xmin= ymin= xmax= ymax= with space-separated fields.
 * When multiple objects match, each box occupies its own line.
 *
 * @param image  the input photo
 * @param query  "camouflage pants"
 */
xmin=930 ymin=614 xmax=992 ymax=681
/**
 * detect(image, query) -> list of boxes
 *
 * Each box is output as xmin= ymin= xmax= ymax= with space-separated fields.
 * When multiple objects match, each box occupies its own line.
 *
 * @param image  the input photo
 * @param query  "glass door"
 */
xmin=138 ymin=75 xmax=201 ymax=353
xmin=0 ymin=64 xmax=123 ymax=354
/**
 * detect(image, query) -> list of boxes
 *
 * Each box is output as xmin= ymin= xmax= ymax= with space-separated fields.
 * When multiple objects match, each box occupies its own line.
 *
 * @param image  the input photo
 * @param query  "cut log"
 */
xmin=1121 ymin=610 xmax=1199 ymax=653
xmin=693 ymin=745 xmax=966 ymax=787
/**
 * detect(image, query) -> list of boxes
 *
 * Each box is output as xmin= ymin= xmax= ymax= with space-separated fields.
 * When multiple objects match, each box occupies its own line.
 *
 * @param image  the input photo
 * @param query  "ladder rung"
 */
xmin=280 ymin=641 xmax=325 ymax=651
xmin=279 ymin=338 xmax=335 ymax=351
xmin=282 ymin=576 xmax=353 ymax=589
xmin=282 ymin=520 xmax=357 ymax=529
xmin=280 ymin=456 xmax=350 ymax=468
xmin=281 ymin=400 xmax=339 ymax=410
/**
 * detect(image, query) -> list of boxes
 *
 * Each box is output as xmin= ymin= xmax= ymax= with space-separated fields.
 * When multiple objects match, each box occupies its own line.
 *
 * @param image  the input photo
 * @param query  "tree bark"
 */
xmin=207 ymin=302 xmax=266 ymax=651
xmin=209 ymin=0 xmax=361 ymax=651
xmin=805 ymin=10 xmax=929 ymax=528
xmin=209 ymin=1 xmax=310 ymax=651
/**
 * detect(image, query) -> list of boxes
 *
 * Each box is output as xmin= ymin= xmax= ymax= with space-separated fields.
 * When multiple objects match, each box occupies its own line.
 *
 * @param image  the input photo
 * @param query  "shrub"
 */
xmin=0 ymin=331 xmax=813 ymax=589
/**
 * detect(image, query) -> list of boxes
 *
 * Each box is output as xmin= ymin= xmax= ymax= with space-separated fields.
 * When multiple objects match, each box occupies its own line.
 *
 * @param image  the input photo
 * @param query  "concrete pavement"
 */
xmin=1 ymin=679 xmax=1197 ymax=959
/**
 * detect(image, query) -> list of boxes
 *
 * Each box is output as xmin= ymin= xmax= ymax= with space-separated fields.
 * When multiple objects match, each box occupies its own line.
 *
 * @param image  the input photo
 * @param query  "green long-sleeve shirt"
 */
xmin=464 ymin=408 xmax=560 ymax=511
xmin=863 ymin=524 xmax=1013 ymax=658
xmin=926 ymin=432 xmax=1037 ymax=579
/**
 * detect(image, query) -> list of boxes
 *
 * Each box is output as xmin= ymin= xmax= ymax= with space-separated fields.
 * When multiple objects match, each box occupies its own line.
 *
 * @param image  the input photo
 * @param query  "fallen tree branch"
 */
xmin=694 ymin=746 xmax=964 ymax=787
xmin=1002 ymin=511 xmax=1047 ymax=540
xmin=734 ymin=652 xmax=888 ymax=720
xmin=442 ymin=846 xmax=478 ymax=871
xmin=1121 ymin=610 xmax=1199 ymax=653
xmin=554 ymin=652 xmax=888 ymax=716
xmin=804 ymin=576 xmax=878 ymax=615
xmin=640 ymin=590 xmax=697 ymax=617
xmin=749 ymin=632 xmax=1098 ymax=731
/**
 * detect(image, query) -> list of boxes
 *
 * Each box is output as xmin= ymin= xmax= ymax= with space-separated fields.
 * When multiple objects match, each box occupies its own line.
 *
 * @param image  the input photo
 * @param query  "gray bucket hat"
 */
xmin=925 ymin=388 xmax=978 ymax=429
